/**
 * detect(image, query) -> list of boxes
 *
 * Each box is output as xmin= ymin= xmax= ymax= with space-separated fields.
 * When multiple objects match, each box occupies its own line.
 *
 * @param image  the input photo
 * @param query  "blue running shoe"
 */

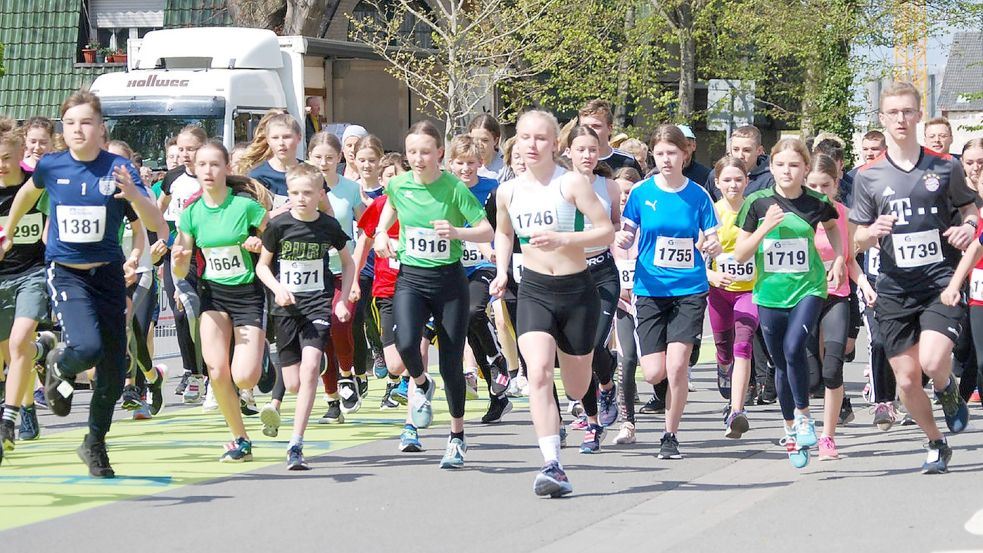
xmin=374 ymin=365 xmax=389 ymax=380
xmin=392 ymin=378 xmax=409 ymax=405
xmin=921 ymin=439 xmax=952 ymax=474
xmin=580 ymin=423 xmax=604 ymax=454
xmin=399 ymin=424 xmax=422 ymax=452
xmin=219 ymin=437 xmax=253 ymax=462
xmin=287 ymin=445 xmax=310 ymax=471
xmin=794 ymin=414 xmax=817 ymax=448
xmin=935 ymin=378 xmax=969 ymax=434
xmin=533 ymin=461 xmax=573 ymax=497
xmin=410 ymin=374 xmax=435 ymax=429
xmin=19 ymin=406 xmax=40 ymax=440
xmin=33 ymin=388 xmax=47 ymax=409
xmin=783 ymin=432 xmax=809 ymax=469
xmin=598 ymin=384 xmax=618 ymax=427
xmin=559 ymin=426 xmax=568 ymax=448
xmin=439 ymin=437 xmax=467 ymax=469
xmin=717 ymin=362 xmax=733 ymax=400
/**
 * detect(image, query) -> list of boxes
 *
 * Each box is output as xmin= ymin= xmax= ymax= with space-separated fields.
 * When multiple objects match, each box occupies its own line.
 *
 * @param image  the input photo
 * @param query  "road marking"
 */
xmin=965 ymin=508 xmax=983 ymax=535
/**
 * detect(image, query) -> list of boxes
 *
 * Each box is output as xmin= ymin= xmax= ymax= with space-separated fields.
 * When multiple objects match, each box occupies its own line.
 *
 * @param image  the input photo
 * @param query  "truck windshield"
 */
xmin=103 ymin=116 xmax=223 ymax=171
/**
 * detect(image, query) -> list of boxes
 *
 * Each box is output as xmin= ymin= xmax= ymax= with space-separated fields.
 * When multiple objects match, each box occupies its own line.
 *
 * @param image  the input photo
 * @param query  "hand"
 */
xmin=112 ymin=165 xmax=140 ymax=200
xmin=123 ymin=257 xmax=138 ymax=286
xmin=334 ymin=301 xmax=352 ymax=323
xmin=150 ymin=239 xmax=169 ymax=265
xmin=489 ymin=272 xmax=508 ymax=298
xmin=349 ymin=281 xmax=362 ymax=303
xmin=868 ymin=214 xmax=897 ymax=239
xmin=940 ymin=286 xmax=961 ymax=307
xmin=615 ymin=229 xmax=635 ymax=249
xmin=761 ymin=204 xmax=785 ymax=232
xmin=827 ymin=257 xmax=844 ymax=290
xmin=708 ymin=270 xmax=734 ymax=288
xmin=173 ymin=289 xmax=184 ymax=312
xmin=431 ymin=220 xmax=458 ymax=240
xmin=274 ymin=287 xmax=296 ymax=307
xmin=373 ymin=232 xmax=395 ymax=258
xmin=702 ymin=236 xmax=722 ymax=259
xmin=943 ymin=224 xmax=975 ymax=251
xmin=528 ymin=230 xmax=567 ymax=251
xmin=243 ymin=236 xmax=263 ymax=253
xmin=861 ymin=285 xmax=877 ymax=307
xmin=171 ymin=244 xmax=191 ymax=267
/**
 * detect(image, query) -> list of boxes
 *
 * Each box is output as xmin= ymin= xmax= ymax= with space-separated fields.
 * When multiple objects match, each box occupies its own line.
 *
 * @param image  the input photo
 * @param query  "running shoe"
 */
xmin=971 ymin=389 xmax=981 ymax=404
xmin=202 ymin=381 xmax=218 ymax=412
xmin=220 ymin=437 xmax=253 ymax=462
xmin=183 ymin=375 xmax=205 ymax=404
xmin=657 ymin=432 xmax=682 ymax=459
xmin=19 ymin=406 xmax=39 ymax=441
xmin=318 ymin=400 xmax=344 ymax=424
xmin=399 ymin=424 xmax=423 ymax=452
xmin=258 ymin=342 xmax=275 ymax=393
xmin=0 ymin=384 xmax=4 ymax=404
xmin=921 ymin=439 xmax=952 ymax=474
xmin=439 ymin=437 xmax=467 ymax=469
xmin=580 ymin=423 xmax=604 ymax=454
xmin=372 ymin=350 xmax=387 ymax=376
xmin=782 ymin=432 xmax=809 ymax=469
xmin=724 ymin=410 xmax=750 ymax=439
xmin=33 ymin=388 xmax=47 ymax=409
xmin=1 ymin=420 xmax=14 ymax=451
xmin=515 ymin=375 xmax=530 ymax=396
xmin=392 ymin=378 xmax=409 ymax=405
xmin=755 ymin=383 xmax=777 ymax=405
xmin=175 ymin=369 xmax=192 ymax=396
xmin=935 ymin=378 xmax=969 ymax=434
xmin=464 ymin=369 xmax=479 ymax=400
xmin=717 ymin=362 xmax=733 ymax=400
xmin=533 ymin=461 xmax=572 ymax=498
xmin=338 ymin=378 xmax=362 ymax=414
xmin=838 ymin=397 xmax=855 ymax=426
xmin=794 ymin=414 xmax=817 ymax=448
xmin=611 ymin=421 xmax=636 ymax=444
xmin=638 ymin=395 xmax=665 ymax=415
xmin=373 ymin=364 xmax=389 ymax=380
xmin=559 ymin=426 xmax=568 ymax=448
xmin=35 ymin=331 xmax=56 ymax=364
xmin=410 ymin=374 xmax=435 ymax=429
xmin=566 ymin=400 xmax=584 ymax=418
xmin=132 ymin=399 xmax=153 ymax=420
xmin=818 ymin=436 xmax=839 ymax=460
xmin=598 ymin=383 xmax=619 ymax=427
xmin=568 ymin=415 xmax=589 ymax=431
xmin=357 ymin=376 xmax=369 ymax=398
xmin=239 ymin=388 xmax=259 ymax=416
xmin=148 ymin=364 xmax=166 ymax=416
xmin=872 ymin=402 xmax=896 ymax=431
xmin=78 ymin=434 xmax=115 ymax=478
xmin=120 ymin=384 xmax=143 ymax=411
xmin=43 ymin=349 xmax=74 ymax=417
xmin=260 ymin=403 xmax=281 ymax=438
xmin=489 ymin=360 xmax=511 ymax=397
xmin=286 ymin=445 xmax=310 ymax=471
xmin=380 ymin=381 xmax=400 ymax=410
xmin=481 ymin=396 xmax=513 ymax=423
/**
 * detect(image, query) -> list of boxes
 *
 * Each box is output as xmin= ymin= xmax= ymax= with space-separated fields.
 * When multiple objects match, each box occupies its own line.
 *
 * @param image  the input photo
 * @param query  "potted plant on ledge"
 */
xmin=82 ymin=42 xmax=97 ymax=64
xmin=112 ymin=47 xmax=127 ymax=64
xmin=98 ymin=47 xmax=113 ymax=64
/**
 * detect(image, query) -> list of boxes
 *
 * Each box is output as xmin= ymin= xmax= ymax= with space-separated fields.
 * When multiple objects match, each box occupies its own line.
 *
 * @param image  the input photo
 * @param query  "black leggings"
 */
xmin=759 ymin=295 xmax=823 ymax=421
xmin=467 ymin=268 xmax=506 ymax=395
xmin=862 ymin=296 xmax=895 ymax=403
xmin=616 ymin=308 xmax=638 ymax=423
xmin=354 ymin=273 xmax=384 ymax=377
xmin=806 ymin=294 xmax=850 ymax=390
xmin=127 ymin=273 xmax=157 ymax=383
xmin=394 ymin=263 xmax=470 ymax=419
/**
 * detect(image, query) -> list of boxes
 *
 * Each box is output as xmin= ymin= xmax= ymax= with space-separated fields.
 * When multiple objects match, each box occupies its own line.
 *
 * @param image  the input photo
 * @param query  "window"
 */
xmin=88 ymin=0 xmax=163 ymax=51
xmin=234 ymin=111 xmax=271 ymax=145
xmin=348 ymin=0 xmax=434 ymax=49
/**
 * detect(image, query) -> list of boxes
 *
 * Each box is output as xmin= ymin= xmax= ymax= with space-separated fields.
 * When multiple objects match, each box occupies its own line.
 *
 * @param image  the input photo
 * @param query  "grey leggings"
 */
xmin=615 ymin=308 xmax=639 ymax=423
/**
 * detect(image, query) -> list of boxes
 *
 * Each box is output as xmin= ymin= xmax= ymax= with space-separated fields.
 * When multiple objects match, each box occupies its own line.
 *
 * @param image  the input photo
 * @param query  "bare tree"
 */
xmin=227 ymin=0 xmax=285 ymax=29
xmin=349 ymin=0 xmax=560 ymax=136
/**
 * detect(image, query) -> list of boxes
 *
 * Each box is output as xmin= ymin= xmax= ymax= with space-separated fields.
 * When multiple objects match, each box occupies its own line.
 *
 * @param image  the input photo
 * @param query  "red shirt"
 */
xmin=358 ymin=196 xmax=400 ymax=298
xmin=971 ymin=210 xmax=983 ymax=307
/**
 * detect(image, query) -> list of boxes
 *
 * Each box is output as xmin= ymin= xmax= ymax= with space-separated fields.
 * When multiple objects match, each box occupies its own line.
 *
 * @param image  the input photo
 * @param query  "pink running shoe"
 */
xmin=818 ymin=436 xmax=839 ymax=460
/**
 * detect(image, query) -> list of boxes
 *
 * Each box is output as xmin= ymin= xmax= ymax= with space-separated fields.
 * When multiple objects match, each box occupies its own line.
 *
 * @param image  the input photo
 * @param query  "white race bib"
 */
xmin=0 ymin=213 xmax=44 ymax=245
xmin=654 ymin=236 xmax=694 ymax=269
xmin=763 ymin=238 xmax=809 ymax=273
xmin=512 ymin=252 xmax=524 ymax=283
xmin=716 ymin=253 xmax=754 ymax=282
xmin=203 ymin=246 xmax=247 ymax=279
xmin=405 ymin=227 xmax=450 ymax=260
xmin=616 ymin=258 xmax=635 ymax=288
xmin=56 ymin=205 xmax=106 ymax=243
xmin=461 ymin=241 xmax=484 ymax=267
xmin=867 ymin=248 xmax=880 ymax=277
xmin=272 ymin=194 xmax=290 ymax=210
xmin=892 ymin=229 xmax=942 ymax=269
xmin=512 ymin=207 xmax=558 ymax=235
xmin=279 ymin=259 xmax=324 ymax=293
xmin=389 ymin=238 xmax=400 ymax=270
xmin=164 ymin=194 xmax=191 ymax=222
xmin=971 ymin=269 xmax=983 ymax=302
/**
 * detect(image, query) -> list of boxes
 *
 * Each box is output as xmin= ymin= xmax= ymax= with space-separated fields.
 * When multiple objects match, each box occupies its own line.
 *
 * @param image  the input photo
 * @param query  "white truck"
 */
xmin=89 ymin=27 xmax=376 ymax=169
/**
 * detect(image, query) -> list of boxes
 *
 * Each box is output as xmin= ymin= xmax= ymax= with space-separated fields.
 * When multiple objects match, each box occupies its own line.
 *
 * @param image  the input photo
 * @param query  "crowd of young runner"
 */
xmin=0 ymin=81 xmax=979 ymax=496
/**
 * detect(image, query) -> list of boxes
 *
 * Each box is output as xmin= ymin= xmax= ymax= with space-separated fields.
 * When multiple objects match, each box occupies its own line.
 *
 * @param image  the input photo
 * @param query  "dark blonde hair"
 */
xmin=236 ymin=108 xmax=289 ymax=174
xmin=108 ymin=139 xmax=134 ymax=160
xmin=648 ymin=124 xmax=689 ymax=153
xmin=197 ymin=140 xmax=272 ymax=209
xmin=286 ymin=163 xmax=325 ymax=189
xmin=563 ymin=125 xmax=600 ymax=152
xmin=809 ymin=153 xmax=838 ymax=182
xmin=771 ymin=137 xmax=812 ymax=166
xmin=355 ymin=134 xmax=385 ymax=159
xmin=446 ymin=134 xmax=485 ymax=163
xmin=731 ymin=125 xmax=762 ymax=146
xmin=713 ymin=156 xmax=748 ymax=179
xmin=20 ymin=117 xmax=54 ymax=140
xmin=467 ymin=114 xmax=502 ymax=144
xmin=962 ymin=138 xmax=983 ymax=155
xmin=406 ymin=120 xmax=443 ymax=149
xmin=880 ymin=81 xmax=921 ymax=110
xmin=178 ymin=125 xmax=207 ymax=144
xmin=381 ymin=152 xmax=408 ymax=174
xmin=613 ymin=166 xmax=642 ymax=183
xmin=307 ymin=131 xmax=342 ymax=157
xmin=578 ymin=99 xmax=614 ymax=126
xmin=60 ymin=91 xmax=102 ymax=118
xmin=0 ymin=117 xmax=24 ymax=149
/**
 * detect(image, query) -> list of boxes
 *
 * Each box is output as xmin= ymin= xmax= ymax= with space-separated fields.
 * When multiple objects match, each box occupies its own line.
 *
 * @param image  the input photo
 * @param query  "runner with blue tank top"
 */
xmin=2 ymin=92 xmax=166 ymax=478
xmin=616 ymin=124 xmax=721 ymax=462
xmin=489 ymin=110 xmax=614 ymax=497
xmin=565 ymin=126 xmax=623 ymax=454
xmin=446 ymin=134 xmax=513 ymax=424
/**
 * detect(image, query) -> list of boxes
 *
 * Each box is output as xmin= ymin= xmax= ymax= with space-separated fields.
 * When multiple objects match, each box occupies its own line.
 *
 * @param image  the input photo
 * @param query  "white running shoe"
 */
xmin=611 ymin=421 xmax=636 ymax=444
xmin=183 ymin=375 xmax=205 ymax=404
xmin=260 ymin=403 xmax=281 ymax=437
xmin=202 ymin=381 xmax=219 ymax=412
xmin=240 ymin=388 xmax=259 ymax=416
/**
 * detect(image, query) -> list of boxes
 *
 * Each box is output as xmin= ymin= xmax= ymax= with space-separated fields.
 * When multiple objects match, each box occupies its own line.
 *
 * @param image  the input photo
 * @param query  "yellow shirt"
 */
xmin=711 ymin=199 xmax=755 ymax=293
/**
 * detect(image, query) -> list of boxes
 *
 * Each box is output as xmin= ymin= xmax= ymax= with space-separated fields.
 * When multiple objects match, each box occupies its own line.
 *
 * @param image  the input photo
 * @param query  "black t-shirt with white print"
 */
xmin=849 ymin=148 xmax=975 ymax=296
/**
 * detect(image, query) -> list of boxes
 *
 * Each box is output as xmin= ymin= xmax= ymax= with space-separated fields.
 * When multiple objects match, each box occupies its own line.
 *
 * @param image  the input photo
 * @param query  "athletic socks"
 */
xmin=2 ymin=405 xmax=17 ymax=424
xmin=538 ymin=435 xmax=561 ymax=467
xmin=450 ymin=431 xmax=464 ymax=441
xmin=289 ymin=435 xmax=303 ymax=449
xmin=417 ymin=377 xmax=431 ymax=394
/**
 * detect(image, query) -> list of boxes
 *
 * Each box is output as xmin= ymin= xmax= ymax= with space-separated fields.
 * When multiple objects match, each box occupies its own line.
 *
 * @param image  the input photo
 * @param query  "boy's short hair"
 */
xmin=925 ymin=116 xmax=952 ymax=133
xmin=446 ymin=134 xmax=484 ymax=163
xmin=879 ymin=81 xmax=921 ymax=110
xmin=863 ymin=130 xmax=886 ymax=144
xmin=578 ymin=99 xmax=614 ymax=126
xmin=731 ymin=125 xmax=762 ymax=146
xmin=287 ymin=163 xmax=325 ymax=188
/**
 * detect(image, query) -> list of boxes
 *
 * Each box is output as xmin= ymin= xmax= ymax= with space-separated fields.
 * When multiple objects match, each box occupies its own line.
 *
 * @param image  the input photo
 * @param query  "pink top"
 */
xmin=612 ymin=240 xmax=638 ymax=313
xmin=814 ymin=201 xmax=849 ymax=297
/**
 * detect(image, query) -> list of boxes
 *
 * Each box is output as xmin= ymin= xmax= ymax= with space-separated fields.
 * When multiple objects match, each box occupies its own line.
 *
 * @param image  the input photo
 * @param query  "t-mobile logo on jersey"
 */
xmin=887 ymin=198 xmax=913 ymax=225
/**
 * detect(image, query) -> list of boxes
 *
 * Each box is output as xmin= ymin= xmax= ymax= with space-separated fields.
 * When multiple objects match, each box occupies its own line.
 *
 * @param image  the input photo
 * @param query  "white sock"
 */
xmin=289 ymin=435 xmax=303 ymax=449
xmin=538 ymin=435 xmax=561 ymax=466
